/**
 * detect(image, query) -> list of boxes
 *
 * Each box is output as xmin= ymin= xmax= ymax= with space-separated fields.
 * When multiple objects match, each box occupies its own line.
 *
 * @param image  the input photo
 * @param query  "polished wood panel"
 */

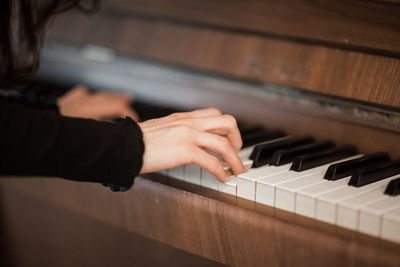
xmin=1 ymin=177 xmax=400 ymax=267
xmin=0 ymin=183 xmax=223 ymax=267
xmin=102 ymin=0 xmax=400 ymax=54
xmin=38 ymin=42 xmax=400 ymax=158
xmin=37 ymin=50 xmax=400 ymax=158
xmin=47 ymin=11 xmax=400 ymax=108
xmin=10 ymin=2 xmax=399 ymax=265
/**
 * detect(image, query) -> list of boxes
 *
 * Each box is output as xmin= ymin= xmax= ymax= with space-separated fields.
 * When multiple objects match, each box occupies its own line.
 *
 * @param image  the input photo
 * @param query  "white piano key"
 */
xmin=184 ymin=164 xmax=201 ymax=185
xmin=337 ymin=186 xmax=388 ymax=230
xmin=238 ymin=146 xmax=254 ymax=160
xmin=295 ymin=177 xmax=350 ymax=218
xmin=215 ymin=158 xmax=252 ymax=195
xmin=219 ymin=159 xmax=252 ymax=196
xmin=316 ymin=176 xmax=395 ymax=224
xmin=359 ymin=195 xmax=400 ymax=237
xmin=257 ymin=155 xmax=361 ymax=208
xmin=275 ymin=173 xmax=328 ymax=212
xmin=158 ymin=169 xmax=169 ymax=175
xmin=218 ymin=176 xmax=237 ymax=195
xmin=168 ymin=166 xmax=185 ymax=180
xmin=240 ymin=164 xmax=292 ymax=180
xmin=199 ymin=148 xmax=253 ymax=191
xmin=241 ymin=159 xmax=254 ymax=169
xmin=222 ymin=158 xmax=253 ymax=176
xmin=201 ymin=169 xmax=219 ymax=190
xmin=237 ymin=164 xmax=291 ymax=200
xmin=382 ymin=207 xmax=400 ymax=243
xmin=255 ymin=182 xmax=276 ymax=206
xmin=255 ymin=167 xmax=324 ymax=206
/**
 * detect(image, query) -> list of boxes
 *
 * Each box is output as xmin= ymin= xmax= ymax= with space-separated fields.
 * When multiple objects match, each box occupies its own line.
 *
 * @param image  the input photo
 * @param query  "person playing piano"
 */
xmin=0 ymin=0 xmax=245 ymax=191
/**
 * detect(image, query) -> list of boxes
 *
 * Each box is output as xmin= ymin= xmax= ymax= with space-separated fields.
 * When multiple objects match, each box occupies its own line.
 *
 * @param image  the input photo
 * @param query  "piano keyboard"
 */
xmin=161 ymin=126 xmax=400 ymax=244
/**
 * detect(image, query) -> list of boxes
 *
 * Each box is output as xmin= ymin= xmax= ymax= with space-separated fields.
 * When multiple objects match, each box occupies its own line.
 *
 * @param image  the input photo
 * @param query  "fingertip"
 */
xmin=233 ymin=164 xmax=246 ymax=176
xmin=241 ymin=166 xmax=247 ymax=174
xmin=217 ymin=173 xmax=228 ymax=183
xmin=215 ymin=167 xmax=228 ymax=183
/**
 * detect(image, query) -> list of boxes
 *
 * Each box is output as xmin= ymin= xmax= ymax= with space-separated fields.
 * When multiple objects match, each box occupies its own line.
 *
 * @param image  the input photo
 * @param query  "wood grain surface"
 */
xmin=37 ymin=45 xmax=400 ymax=159
xmin=4 ymin=1 xmax=399 ymax=265
xmin=0 ymin=182 xmax=225 ymax=267
xmin=1 ymin=177 xmax=400 ymax=266
xmin=47 ymin=10 xmax=400 ymax=108
xmin=102 ymin=0 xmax=400 ymax=55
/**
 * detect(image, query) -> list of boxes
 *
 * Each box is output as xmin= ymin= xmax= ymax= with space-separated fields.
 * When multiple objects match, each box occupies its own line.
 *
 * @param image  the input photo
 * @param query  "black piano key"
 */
xmin=290 ymin=145 xmax=358 ymax=172
xmin=324 ymin=152 xmax=390 ymax=181
xmin=240 ymin=126 xmax=267 ymax=146
xmin=242 ymin=129 xmax=286 ymax=148
xmin=385 ymin=177 xmax=400 ymax=196
xmin=349 ymin=159 xmax=400 ymax=187
xmin=250 ymin=137 xmax=315 ymax=168
xmin=270 ymin=141 xmax=335 ymax=166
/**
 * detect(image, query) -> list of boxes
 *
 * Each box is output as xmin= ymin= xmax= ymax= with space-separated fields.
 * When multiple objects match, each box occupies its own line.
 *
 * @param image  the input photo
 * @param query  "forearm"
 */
xmin=0 ymin=99 xmax=144 ymax=188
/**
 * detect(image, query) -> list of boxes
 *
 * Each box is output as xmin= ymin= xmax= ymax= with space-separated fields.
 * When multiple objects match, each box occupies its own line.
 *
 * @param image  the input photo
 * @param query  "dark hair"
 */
xmin=0 ymin=0 xmax=99 ymax=89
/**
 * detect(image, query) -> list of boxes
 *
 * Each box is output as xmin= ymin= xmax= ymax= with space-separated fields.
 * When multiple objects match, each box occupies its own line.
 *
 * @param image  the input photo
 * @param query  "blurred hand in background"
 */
xmin=57 ymin=85 xmax=139 ymax=121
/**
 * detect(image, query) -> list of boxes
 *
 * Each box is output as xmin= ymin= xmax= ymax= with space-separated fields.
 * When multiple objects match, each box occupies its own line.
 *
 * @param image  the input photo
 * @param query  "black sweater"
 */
xmin=0 ymin=98 xmax=145 ymax=191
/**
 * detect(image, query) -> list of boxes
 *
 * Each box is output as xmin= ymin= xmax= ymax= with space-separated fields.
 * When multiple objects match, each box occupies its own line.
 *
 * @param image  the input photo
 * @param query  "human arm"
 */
xmin=0 ymin=98 xmax=143 ymax=188
xmin=0 ymin=98 xmax=244 ymax=188
xmin=56 ymin=87 xmax=246 ymax=181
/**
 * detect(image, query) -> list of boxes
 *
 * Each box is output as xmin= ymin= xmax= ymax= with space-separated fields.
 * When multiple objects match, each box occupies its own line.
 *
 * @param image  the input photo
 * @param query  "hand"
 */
xmin=57 ymin=86 xmax=139 ymax=121
xmin=139 ymin=108 xmax=246 ymax=182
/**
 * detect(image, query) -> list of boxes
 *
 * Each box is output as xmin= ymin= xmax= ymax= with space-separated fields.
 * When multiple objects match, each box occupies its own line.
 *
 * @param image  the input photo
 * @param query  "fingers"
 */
xmin=101 ymin=92 xmax=133 ymax=103
xmin=141 ymin=111 xmax=242 ymax=151
xmin=183 ymin=107 xmax=222 ymax=118
xmin=117 ymin=107 xmax=140 ymax=122
xmin=93 ymin=93 xmax=138 ymax=120
xmin=194 ymin=130 xmax=245 ymax=176
xmin=57 ymin=86 xmax=87 ymax=106
xmin=68 ymin=86 xmax=89 ymax=97
xmin=126 ymin=110 xmax=140 ymax=122
xmin=139 ymin=108 xmax=222 ymax=128
xmin=191 ymin=148 xmax=227 ymax=182
xmin=71 ymin=85 xmax=88 ymax=93
xmin=139 ymin=108 xmax=244 ymax=184
xmin=188 ymin=115 xmax=242 ymax=151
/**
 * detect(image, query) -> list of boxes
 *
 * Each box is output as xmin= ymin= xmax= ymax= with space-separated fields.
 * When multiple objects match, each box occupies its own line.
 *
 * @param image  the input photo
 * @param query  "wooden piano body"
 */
xmin=1 ymin=0 xmax=400 ymax=266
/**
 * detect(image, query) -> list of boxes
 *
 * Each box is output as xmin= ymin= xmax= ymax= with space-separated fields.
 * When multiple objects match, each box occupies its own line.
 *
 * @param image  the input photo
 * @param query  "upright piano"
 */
xmin=1 ymin=0 xmax=400 ymax=266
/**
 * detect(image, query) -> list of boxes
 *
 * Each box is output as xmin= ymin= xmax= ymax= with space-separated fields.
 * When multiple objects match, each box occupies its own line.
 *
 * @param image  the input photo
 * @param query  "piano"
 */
xmin=1 ymin=0 xmax=399 ymax=266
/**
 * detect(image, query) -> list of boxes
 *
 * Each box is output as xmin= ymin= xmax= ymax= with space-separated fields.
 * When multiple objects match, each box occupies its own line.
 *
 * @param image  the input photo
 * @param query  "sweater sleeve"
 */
xmin=0 ymin=98 xmax=144 ymax=189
